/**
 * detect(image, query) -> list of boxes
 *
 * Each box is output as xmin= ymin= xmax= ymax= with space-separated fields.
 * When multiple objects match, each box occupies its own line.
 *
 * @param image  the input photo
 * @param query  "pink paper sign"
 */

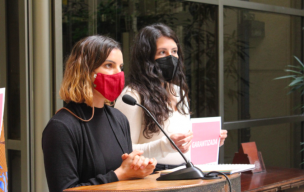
xmin=191 ymin=118 xmax=221 ymax=165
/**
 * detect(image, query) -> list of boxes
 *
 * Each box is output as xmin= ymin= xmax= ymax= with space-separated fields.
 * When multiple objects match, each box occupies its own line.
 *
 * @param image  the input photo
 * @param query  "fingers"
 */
xmin=220 ymin=130 xmax=228 ymax=139
xmin=169 ymin=132 xmax=193 ymax=152
xmin=173 ymin=135 xmax=193 ymax=148
xmin=130 ymin=155 xmax=141 ymax=169
xmin=133 ymin=158 xmax=157 ymax=178
xmin=178 ymin=140 xmax=192 ymax=153
xmin=175 ymin=134 xmax=193 ymax=146
xmin=171 ymin=132 xmax=193 ymax=145
xmin=128 ymin=150 xmax=144 ymax=159
xmin=140 ymin=157 xmax=150 ymax=170
xmin=146 ymin=158 xmax=157 ymax=170
xmin=117 ymin=154 xmax=157 ymax=180
xmin=132 ymin=155 xmax=154 ymax=170
xmin=126 ymin=150 xmax=155 ymax=171
xmin=148 ymin=158 xmax=154 ymax=164
xmin=170 ymin=133 xmax=186 ymax=142
xmin=185 ymin=130 xmax=193 ymax=137
xmin=121 ymin=153 xmax=129 ymax=160
xmin=133 ymin=156 xmax=145 ymax=170
xmin=220 ymin=130 xmax=228 ymax=146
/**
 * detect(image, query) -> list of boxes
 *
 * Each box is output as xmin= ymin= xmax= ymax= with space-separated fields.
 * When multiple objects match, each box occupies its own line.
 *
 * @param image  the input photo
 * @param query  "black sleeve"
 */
xmin=42 ymin=119 xmax=118 ymax=192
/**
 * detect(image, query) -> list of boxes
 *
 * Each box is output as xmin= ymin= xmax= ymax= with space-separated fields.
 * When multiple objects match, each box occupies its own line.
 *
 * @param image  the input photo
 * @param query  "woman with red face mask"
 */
xmin=42 ymin=35 xmax=156 ymax=192
xmin=115 ymin=23 xmax=227 ymax=172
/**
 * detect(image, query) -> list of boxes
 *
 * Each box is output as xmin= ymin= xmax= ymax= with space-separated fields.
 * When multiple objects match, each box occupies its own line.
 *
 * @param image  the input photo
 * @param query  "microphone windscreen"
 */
xmin=122 ymin=94 xmax=137 ymax=106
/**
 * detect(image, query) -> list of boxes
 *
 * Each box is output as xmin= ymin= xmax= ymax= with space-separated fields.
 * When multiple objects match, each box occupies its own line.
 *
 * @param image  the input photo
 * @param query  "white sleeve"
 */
xmin=115 ymin=88 xmax=175 ymax=159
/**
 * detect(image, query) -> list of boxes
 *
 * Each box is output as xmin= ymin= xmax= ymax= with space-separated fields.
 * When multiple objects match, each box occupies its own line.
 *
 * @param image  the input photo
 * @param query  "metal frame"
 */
xmin=187 ymin=0 xmax=304 ymax=16
xmin=218 ymin=0 xmax=225 ymax=164
xmin=52 ymin=0 xmax=63 ymax=112
xmin=88 ymin=0 xmax=98 ymax=35
xmin=224 ymin=115 xmax=304 ymax=130
xmin=223 ymin=0 xmax=304 ymax=16
xmin=18 ymin=0 xmax=31 ymax=190
xmin=27 ymin=0 xmax=35 ymax=190
xmin=18 ymin=0 xmax=31 ymax=191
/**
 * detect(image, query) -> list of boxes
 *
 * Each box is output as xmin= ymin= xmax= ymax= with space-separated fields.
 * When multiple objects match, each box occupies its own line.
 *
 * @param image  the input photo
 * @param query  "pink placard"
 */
xmin=191 ymin=118 xmax=221 ymax=165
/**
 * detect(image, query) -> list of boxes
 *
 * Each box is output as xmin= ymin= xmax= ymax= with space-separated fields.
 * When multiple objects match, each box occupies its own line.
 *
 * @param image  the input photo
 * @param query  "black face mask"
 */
xmin=155 ymin=55 xmax=178 ymax=82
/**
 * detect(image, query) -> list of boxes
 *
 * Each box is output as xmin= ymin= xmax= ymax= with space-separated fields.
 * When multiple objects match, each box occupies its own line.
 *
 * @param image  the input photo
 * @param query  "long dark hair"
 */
xmin=128 ymin=23 xmax=190 ymax=139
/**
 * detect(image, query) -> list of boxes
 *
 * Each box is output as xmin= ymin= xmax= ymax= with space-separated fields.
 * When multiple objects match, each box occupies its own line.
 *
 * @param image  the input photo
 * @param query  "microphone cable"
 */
xmin=205 ymin=171 xmax=232 ymax=192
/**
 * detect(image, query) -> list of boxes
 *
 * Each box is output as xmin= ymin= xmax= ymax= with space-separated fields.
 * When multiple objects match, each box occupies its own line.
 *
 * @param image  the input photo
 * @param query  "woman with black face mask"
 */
xmin=115 ymin=23 xmax=227 ymax=171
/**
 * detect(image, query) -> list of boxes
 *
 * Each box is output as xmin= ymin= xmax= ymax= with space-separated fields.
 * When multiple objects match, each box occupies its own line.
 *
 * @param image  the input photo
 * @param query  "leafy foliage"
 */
xmin=275 ymin=56 xmax=304 ymax=165
xmin=274 ymin=56 xmax=304 ymax=96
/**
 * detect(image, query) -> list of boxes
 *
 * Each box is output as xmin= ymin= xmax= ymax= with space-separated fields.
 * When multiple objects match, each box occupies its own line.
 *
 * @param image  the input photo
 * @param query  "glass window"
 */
xmin=6 ymin=0 xmax=20 ymax=140
xmin=224 ymin=7 xmax=303 ymax=122
xmin=62 ymin=0 xmax=219 ymax=117
xmin=8 ymin=150 xmax=21 ymax=192
xmin=238 ymin=0 xmax=302 ymax=9
xmin=224 ymin=122 xmax=302 ymax=168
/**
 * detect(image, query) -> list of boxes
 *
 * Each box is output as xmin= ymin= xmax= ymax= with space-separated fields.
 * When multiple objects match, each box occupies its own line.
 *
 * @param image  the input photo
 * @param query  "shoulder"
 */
xmin=119 ymin=86 xmax=141 ymax=103
xmin=172 ymin=85 xmax=183 ymax=100
xmin=43 ymin=103 xmax=82 ymax=138
xmin=173 ymin=84 xmax=181 ymax=94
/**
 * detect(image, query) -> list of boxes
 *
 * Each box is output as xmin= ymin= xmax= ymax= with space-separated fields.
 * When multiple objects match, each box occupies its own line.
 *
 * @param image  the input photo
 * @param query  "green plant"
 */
xmin=275 ymin=56 xmax=304 ymax=165
xmin=274 ymin=56 xmax=304 ymax=96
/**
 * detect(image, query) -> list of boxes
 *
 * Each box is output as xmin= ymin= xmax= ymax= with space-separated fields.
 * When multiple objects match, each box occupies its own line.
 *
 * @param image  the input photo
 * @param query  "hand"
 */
xmin=169 ymin=131 xmax=193 ymax=153
xmin=115 ymin=150 xmax=157 ymax=180
xmin=121 ymin=153 xmax=154 ymax=170
xmin=220 ymin=130 xmax=228 ymax=146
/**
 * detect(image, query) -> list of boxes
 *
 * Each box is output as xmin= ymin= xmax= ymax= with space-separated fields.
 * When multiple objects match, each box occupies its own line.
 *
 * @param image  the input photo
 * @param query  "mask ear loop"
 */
xmin=56 ymin=105 xmax=95 ymax=122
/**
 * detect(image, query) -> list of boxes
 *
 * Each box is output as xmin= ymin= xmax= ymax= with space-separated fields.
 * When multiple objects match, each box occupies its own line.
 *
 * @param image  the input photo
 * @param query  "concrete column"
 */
xmin=32 ymin=0 xmax=51 ymax=191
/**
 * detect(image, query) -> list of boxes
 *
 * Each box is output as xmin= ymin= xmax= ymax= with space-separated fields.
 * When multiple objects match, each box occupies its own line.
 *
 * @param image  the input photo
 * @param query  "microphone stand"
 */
xmin=136 ymin=103 xmax=219 ymax=181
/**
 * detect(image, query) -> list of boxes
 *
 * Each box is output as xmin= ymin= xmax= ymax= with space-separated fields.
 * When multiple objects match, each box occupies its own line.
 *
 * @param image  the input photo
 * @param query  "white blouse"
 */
xmin=115 ymin=86 xmax=191 ymax=165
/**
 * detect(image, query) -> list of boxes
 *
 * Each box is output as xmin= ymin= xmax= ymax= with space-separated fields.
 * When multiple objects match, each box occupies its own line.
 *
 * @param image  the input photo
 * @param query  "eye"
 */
xmin=120 ymin=64 xmax=124 ymax=71
xmin=104 ymin=63 xmax=112 ymax=68
xmin=173 ymin=50 xmax=178 ymax=54
xmin=159 ymin=51 xmax=165 ymax=55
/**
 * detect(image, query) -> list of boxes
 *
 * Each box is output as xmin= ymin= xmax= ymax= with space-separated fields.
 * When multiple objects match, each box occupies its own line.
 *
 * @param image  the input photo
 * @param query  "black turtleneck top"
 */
xmin=42 ymin=102 xmax=132 ymax=192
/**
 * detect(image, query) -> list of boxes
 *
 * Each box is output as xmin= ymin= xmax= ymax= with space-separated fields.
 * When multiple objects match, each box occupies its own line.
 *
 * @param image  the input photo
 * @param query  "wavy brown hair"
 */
xmin=60 ymin=35 xmax=121 ymax=106
xmin=128 ymin=23 xmax=190 ymax=139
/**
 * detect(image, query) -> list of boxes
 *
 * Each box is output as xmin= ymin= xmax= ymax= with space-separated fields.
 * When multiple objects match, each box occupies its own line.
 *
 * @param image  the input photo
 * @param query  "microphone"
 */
xmin=122 ymin=94 xmax=218 ymax=180
xmin=122 ymin=94 xmax=137 ymax=106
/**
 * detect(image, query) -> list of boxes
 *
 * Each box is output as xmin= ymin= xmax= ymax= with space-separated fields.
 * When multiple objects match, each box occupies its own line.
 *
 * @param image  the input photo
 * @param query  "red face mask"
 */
xmin=93 ymin=72 xmax=125 ymax=102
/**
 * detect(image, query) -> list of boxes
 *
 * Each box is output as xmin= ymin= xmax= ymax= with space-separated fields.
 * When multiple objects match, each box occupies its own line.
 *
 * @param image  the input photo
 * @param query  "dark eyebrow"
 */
xmin=104 ymin=60 xmax=124 ymax=66
xmin=104 ymin=60 xmax=116 ymax=64
xmin=156 ymin=47 xmax=178 ymax=50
